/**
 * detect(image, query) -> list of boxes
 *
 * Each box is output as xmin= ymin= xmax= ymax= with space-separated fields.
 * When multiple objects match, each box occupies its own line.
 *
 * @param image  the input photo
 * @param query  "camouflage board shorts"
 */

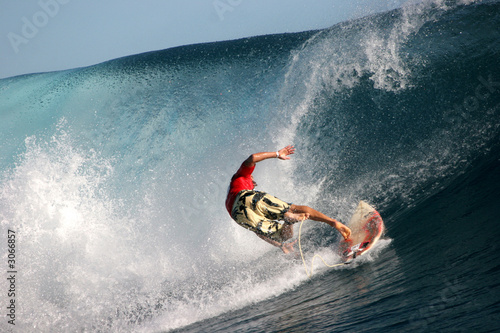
xmin=231 ymin=190 xmax=291 ymax=241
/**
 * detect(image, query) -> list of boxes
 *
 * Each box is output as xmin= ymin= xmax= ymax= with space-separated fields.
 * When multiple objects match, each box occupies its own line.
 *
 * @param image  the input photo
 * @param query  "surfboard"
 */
xmin=338 ymin=201 xmax=384 ymax=261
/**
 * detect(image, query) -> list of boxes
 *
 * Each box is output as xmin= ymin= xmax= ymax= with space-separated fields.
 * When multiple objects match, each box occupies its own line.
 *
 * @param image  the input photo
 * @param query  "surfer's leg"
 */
xmin=283 ymin=211 xmax=309 ymax=223
xmin=287 ymin=204 xmax=332 ymax=223
xmin=280 ymin=222 xmax=294 ymax=240
xmin=252 ymin=192 xmax=310 ymax=223
xmin=287 ymin=204 xmax=351 ymax=240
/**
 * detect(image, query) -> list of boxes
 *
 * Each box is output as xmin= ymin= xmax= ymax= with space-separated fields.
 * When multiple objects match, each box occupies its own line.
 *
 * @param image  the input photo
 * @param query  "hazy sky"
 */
xmin=0 ymin=0 xmax=403 ymax=79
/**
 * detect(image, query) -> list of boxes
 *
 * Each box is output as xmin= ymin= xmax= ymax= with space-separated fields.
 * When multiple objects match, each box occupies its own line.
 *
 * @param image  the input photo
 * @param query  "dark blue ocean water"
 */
xmin=1 ymin=1 xmax=499 ymax=332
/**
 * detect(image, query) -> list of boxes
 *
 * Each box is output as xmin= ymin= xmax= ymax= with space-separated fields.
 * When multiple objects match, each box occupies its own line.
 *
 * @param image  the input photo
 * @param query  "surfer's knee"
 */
xmin=290 ymin=204 xmax=311 ymax=214
xmin=284 ymin=210 xmax=309 ymax=223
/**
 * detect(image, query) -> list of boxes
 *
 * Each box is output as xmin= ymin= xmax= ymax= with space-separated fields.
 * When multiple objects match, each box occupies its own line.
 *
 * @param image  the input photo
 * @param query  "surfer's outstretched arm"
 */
xmin=243 ymin=145 xmax=295 ymax=167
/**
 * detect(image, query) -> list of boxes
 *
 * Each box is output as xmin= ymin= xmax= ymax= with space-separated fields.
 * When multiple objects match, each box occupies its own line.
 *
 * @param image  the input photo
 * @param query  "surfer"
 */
xmin=226 ymin=145 xmax=351 ymax=254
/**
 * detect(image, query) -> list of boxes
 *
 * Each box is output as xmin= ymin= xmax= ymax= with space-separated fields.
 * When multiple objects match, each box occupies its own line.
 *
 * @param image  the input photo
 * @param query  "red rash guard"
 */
xmin=225 ymin=162 xmax=255 ymax=215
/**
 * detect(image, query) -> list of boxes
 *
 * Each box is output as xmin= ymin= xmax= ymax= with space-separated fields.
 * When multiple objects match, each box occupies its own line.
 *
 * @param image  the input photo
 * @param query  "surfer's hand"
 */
xmin=281 ymin=239 xmax=297 ymax=254
xmin=277 ymin=145 xmax=295 ymax=160
xmin=336 ymin=223 xmax=351 ymax=240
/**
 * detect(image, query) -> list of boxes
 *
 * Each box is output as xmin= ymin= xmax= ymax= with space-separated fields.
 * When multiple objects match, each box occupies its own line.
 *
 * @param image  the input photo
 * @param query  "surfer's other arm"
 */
xmin=242 ymin=145 xmax=295 ymax=167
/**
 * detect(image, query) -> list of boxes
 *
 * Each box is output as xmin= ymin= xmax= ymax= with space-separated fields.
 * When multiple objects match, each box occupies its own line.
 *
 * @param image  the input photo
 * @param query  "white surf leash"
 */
xmin=298 ymin=218 xmax=352 ymax=278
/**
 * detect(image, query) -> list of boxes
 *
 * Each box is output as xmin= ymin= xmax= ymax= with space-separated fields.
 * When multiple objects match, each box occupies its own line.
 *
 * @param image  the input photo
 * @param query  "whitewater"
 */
xmin=1 ymin=1 xmax=499 ymax=332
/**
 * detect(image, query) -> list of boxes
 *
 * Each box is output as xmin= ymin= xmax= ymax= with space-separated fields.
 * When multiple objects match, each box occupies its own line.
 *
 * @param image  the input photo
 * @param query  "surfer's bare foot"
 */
xmin=280 ymin=239 xmax=297 ymax=254
xmin=284 ymin=212 xmax=309 ymax=223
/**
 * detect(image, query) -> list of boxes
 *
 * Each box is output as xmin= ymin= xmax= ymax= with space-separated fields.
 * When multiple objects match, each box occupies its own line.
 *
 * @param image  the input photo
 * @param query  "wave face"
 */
xmin=1 ymin=1 xmax=499 ymax=332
